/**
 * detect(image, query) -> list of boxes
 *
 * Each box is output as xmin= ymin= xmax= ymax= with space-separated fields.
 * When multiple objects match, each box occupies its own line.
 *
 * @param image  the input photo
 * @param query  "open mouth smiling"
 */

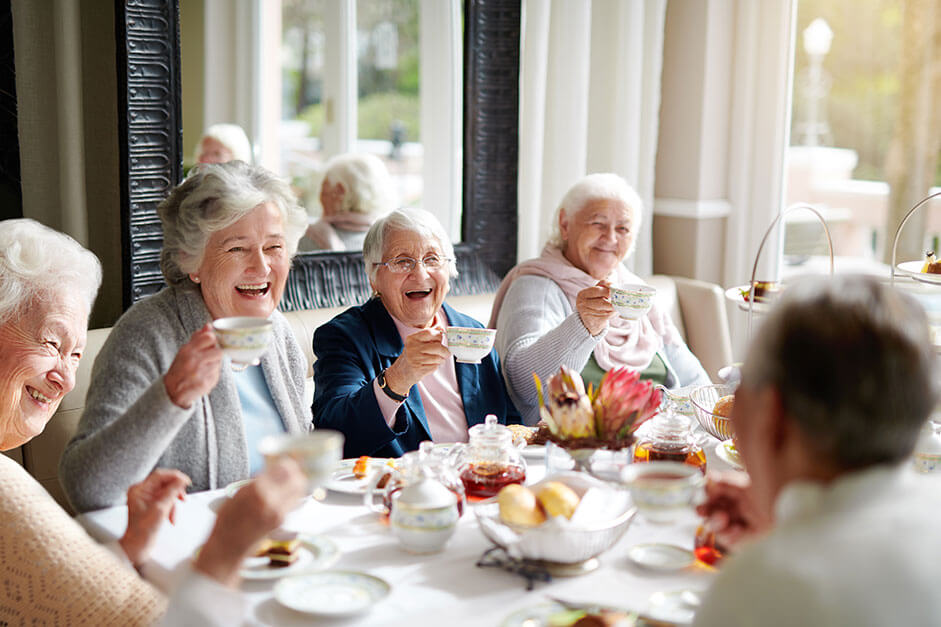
xmin=405 ymin=288 xmax=433 ymax=300
xmin=236 ymin=282 xmax=270 ymax=297
xmin=26 ymin=386 xmax=54 ymax=405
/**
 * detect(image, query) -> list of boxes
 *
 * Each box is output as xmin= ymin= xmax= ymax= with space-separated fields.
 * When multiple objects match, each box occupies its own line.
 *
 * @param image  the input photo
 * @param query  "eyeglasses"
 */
xmin=374 ymin=254 xmax=452 ymax=274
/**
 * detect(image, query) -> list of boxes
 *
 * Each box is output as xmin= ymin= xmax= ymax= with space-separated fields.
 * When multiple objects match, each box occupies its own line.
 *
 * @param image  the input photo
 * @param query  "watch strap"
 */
xmin=377 ymin=369 xmax=408 ymax=402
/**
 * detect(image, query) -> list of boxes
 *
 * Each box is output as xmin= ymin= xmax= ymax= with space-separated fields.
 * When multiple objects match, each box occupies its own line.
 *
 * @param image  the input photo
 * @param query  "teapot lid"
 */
xmin=397 ymin=477 xmax=457 ymax=508
xmin=468 ymin=414 xmax=511 ymax=443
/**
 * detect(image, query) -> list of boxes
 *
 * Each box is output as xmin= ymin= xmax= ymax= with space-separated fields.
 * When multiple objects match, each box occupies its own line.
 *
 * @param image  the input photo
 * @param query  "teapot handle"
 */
xmin=447 ymin=442 xmax=467 ymax=469
xmin=363 ymin=467 xmax=394 ymax=515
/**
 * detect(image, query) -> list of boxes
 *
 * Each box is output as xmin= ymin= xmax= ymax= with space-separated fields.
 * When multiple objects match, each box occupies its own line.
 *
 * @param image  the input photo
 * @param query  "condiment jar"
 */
xmin=633 ymin=405 xmax=707 ymax=473
xmin=450 ymin=414 xmax=526 ymax=498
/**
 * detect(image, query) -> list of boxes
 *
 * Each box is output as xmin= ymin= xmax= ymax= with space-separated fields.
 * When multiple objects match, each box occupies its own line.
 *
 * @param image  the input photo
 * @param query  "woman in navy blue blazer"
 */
xmin=313 ymin=208 xmax=520 ymax=458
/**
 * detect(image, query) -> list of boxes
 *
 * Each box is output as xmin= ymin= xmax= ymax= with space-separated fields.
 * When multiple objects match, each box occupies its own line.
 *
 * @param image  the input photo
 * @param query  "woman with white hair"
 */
xmin=195 ymin=123 xmax=252 ymax=164
xmin=60 ymin=161 xmax=312 ymax=512
xmin=491 ymin=173 xmax=709 ymax=425
xmin=313 ymin=208 xmax=520 ymax=458
xmin=305 ymin=152 xmax=396 ymax=251
xmin=0 ymin=219 xmax=307 ymax=625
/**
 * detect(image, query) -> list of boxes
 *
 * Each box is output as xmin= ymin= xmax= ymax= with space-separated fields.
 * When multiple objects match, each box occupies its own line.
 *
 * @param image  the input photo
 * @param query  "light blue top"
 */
xmin=233 ymin=365 xmax=286 ymax=475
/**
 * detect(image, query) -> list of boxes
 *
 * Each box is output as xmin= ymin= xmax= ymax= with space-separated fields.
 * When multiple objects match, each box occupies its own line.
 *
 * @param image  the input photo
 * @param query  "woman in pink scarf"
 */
xmin=490 ymin=173 xmax=709 ymax=425
xmin=305 ymin=153 xmax=395 ymax=251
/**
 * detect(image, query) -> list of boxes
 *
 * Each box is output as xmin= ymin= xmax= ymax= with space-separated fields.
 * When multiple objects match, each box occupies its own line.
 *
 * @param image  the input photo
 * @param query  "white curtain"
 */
xmin=517 ymin=0 xmax=667 ymax=276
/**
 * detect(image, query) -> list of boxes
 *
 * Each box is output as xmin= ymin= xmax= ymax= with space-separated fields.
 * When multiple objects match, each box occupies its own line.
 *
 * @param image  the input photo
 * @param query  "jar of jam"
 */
xmin=450 ymin=415 xmax=526 ymax=498
xmin=633 ymin=404 xmax=707 ymax=473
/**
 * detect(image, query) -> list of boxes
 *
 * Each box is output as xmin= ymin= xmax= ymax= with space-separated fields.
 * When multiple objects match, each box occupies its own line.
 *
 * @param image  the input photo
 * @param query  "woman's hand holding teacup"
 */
xmin=164 ymin=323 xmax=224 ymax=409
xmin=384 ymin=328 xmax=450 ymax=397
xmin=576 ymin=281 xmax=618 ymax=336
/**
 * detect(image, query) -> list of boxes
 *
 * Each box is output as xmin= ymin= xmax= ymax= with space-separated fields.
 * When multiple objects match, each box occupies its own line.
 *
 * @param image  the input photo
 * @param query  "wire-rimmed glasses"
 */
xmin=373 ymin=254 xmax=453 ymax=274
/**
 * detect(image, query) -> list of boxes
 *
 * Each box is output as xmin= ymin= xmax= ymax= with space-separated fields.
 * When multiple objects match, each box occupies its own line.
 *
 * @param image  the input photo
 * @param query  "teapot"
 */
xmin=365 ymin=441 xmax=466 ymax=516
xmin=389 ymin=478 xmax=459 ymax=553
xmin=449 ymin=414 xmax=526 ymax=498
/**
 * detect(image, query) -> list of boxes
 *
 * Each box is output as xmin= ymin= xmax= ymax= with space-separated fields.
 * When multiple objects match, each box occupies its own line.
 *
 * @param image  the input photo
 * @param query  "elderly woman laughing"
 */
xmin=60 ymin=161 xmax=312 ymax=512
xmin=491 ymin=173 xmax=710 ymax=425
xmin=313 ymin=208 xmax=520 ymax=458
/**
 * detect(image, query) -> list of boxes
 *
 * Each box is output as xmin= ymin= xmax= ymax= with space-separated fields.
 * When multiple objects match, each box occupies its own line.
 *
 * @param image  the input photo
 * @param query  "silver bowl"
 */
xmin=474 ymin=472 xmax=635 ymax=574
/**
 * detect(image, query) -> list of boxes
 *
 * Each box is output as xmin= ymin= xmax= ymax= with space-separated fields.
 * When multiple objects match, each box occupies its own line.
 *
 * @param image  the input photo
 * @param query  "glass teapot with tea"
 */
xmin=633 ymin=404 xmax=707 ymax=473
xmin=450 ymin=414 xmax=526 ymax=498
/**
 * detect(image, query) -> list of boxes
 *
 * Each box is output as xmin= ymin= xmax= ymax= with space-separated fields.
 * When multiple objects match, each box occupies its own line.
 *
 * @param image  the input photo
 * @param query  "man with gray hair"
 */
xmin=694 ymin=274 xmax=941 ymax=626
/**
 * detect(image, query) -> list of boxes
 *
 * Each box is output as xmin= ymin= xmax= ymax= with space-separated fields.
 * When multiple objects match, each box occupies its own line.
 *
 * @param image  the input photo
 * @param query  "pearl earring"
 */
xmin=192 ymin=276 xmax=200 ymax=284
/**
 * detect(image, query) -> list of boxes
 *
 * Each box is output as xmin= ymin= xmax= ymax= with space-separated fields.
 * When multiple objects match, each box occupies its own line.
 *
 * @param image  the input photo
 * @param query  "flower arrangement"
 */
xmin=534 ymin=365 xmax=661 ymax=451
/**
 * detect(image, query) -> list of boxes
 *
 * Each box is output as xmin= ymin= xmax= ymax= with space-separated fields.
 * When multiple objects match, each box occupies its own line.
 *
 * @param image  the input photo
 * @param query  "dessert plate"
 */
xmin=724 ymin=285 xmax=774 ymax=314
xmin=324 ymin=458 xmax=392 ymax=495
xmin=240 ymin=534 xmax=340 ymax=580
xmin=274 ymin=570 xmax=390 ymax=616
xmin=714 ymin=441 xmax=743 ymax=471
xmin=897 ymin=261 xmax=941 ymax=285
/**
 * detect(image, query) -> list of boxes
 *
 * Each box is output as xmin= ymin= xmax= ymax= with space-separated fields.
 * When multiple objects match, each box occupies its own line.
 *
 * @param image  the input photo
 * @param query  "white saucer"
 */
xmin=521 ymin=444 xmax=546 ymax=460
xmin=240 ymin=534 xmax=340 ymax=580
xmin=627 ymin=543 xmax=695 ymax=572
xmin=274 ymin=570 xmax=391 ymax=616
xmin=323 ymin=458 xmax=392 ymax=495
xmin=898 ymin=261 xmax=941 ymax=285
xmin=724 ymin=285 xmax=774 ymax=314
xmin=714 ymin=441 xmax=743 ymax=470
xmin=646 ymin=588 xmax=704 ymax=625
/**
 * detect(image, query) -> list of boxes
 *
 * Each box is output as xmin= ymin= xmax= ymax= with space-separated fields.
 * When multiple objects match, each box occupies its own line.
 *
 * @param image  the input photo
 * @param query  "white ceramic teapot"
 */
xmin=389 ymin=477 xmax=459 ymax=553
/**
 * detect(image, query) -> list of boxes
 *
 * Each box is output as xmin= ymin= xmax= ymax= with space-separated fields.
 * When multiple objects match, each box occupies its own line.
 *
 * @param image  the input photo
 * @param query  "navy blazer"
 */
xmin=312 ymin=297 xmax=521 ymax=458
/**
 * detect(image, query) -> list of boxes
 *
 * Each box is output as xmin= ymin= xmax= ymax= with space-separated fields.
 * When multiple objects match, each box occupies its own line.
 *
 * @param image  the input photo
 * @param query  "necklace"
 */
xmin=230 ymin=362 xmax=250 ymax=372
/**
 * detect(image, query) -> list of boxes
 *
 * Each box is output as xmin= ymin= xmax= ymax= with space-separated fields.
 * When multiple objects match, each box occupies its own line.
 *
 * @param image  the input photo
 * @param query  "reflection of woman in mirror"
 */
xmin=195 ymin=123 xmax=252 ymax=165
xmin=304 ymin=153 xmax=396 ymax=252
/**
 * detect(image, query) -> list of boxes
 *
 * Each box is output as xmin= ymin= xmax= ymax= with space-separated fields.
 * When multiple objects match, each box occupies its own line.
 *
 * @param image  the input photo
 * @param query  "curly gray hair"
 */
xmin=0 ymin=219 xmax=101 ymax=325
xmin=548 ymin=173 xmax=643 ymax=259
xmin=158 ymin=161 xmax=308 ymax=285
xmin=741 ymin=274 xmax=938 ymax=470
xmin=362 ymin=208 xmax=458 ymax=284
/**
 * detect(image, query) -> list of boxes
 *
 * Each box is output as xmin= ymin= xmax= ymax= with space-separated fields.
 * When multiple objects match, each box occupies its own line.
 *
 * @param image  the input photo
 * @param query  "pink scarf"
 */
xmin=489 ymin=244 xmax=680 ymax=371
xmin=305 ymin=211 xmax=376 ymax=251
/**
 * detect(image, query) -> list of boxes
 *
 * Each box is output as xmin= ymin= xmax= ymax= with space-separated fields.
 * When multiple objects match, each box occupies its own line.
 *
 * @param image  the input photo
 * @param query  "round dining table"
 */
xmin=77 ymin=442 xmax=736 ymax=626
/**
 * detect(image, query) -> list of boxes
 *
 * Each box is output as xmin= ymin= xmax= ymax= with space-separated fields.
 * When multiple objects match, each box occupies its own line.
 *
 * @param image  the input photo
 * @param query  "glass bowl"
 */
xmin=689 ymin=384 xmax=735 ymax=441
xmin=474 ymin=472 xmax=635 ymax=567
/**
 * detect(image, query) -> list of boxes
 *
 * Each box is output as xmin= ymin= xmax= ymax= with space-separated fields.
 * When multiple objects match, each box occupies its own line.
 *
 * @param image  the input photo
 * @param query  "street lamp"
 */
xmin=799 ymin=18 xmax=833 ymax=147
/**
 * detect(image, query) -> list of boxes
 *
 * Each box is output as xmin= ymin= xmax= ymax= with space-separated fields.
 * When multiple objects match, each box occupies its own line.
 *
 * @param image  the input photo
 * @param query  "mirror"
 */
xmin=115 ymin=0 xmax=520 ymax=311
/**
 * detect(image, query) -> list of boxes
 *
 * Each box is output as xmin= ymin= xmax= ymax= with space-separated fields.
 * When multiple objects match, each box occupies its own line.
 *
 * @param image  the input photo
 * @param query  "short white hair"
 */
xmin=548 ymin=173 xmax=644 ymax=257
xmin=362 ymin=208 xmax=458 ymax=283
xmin=322 ymin=153 xmax=396 ymax=215
xmin=0 ymin=219 xmax=101 ymax=325
xmin=197 ymin=123 xmax=252 ymax=163
xmin=158 ymin=161 xmax=308 ymax=285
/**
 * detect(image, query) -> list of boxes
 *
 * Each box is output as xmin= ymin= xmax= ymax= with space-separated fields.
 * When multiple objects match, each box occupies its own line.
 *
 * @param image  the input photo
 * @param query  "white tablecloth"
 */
xmin=78 ymin=447 xmax=733 ymax=626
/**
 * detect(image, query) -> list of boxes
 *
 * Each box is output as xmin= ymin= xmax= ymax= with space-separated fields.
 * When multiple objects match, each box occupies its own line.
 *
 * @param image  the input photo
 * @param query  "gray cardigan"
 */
xmin=494 ymin=275 xmax=710 ymax=425
xmin=60 ymin=284 xmax=311 ymax=513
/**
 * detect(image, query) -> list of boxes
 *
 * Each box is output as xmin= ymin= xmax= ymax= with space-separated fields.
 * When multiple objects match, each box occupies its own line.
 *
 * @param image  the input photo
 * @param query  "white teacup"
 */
xmin=609 ymin=284 xmax=656 ymax=320
xmin=212 ymin=316 xmax=273 ymax=366
xmin=258 ymin=431 xmax=344 ymax=492
xmin=620 ymin=461 xmax=705 ymax=524
xmin=445 ymin=326 xmax=496 ymax=364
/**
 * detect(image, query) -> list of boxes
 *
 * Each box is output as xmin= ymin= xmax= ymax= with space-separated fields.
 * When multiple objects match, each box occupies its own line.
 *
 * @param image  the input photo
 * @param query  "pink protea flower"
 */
xmin=592 ymin=367 xmax=661 ymax=440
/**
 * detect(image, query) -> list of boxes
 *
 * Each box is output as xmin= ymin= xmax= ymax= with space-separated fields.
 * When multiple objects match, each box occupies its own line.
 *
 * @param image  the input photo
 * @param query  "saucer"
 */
xmin=627 ymin=543 xmax=695 ymax=572
xmin=898 ymin=261 xmax=941 ymax=285
xmin=324 ymin=458 xmax=393 ymax=495
xmin=714 ymin=441 xmax=743 ymax=470
xmin=274 ymin=570 xmax=390 ymax=616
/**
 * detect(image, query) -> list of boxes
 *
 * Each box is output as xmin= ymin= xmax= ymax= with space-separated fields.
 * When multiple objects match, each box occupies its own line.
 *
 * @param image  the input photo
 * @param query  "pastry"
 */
xmin=712 ymin=395 xmax=735 ymax=418
xmin=921 ymin=251 xmax=941 ymax=274
xmin=536 ymin=481 xmax=580 ymax=520
xmin=507 ymin=424 xmax=537 ymax=446
xmin=353 ymin=455 xmax=371 ymax=479
xmin=498 ymin=484 xmax=546 ymax=527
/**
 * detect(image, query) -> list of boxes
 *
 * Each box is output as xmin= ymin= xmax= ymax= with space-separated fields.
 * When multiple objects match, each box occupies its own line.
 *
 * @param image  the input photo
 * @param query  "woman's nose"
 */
xmin=249 ymin=247 xmax=271 ymax=272
xmin=48 ymin=359 xmax=77 ymax=395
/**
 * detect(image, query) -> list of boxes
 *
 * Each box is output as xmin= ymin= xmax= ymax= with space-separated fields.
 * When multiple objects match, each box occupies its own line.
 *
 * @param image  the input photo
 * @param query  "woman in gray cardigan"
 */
xmin=60 ymin=162 xmax=312 ymax=512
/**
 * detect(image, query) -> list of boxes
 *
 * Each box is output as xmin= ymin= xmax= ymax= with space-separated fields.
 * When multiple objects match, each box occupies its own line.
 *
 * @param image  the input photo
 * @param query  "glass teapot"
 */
xmin=365 ymin=441 xmax=466 ymax=516
xmin=633 ymin=404 xmax=707 ymax=473
xmin=449 ymin=414 xmax=526 ymax=498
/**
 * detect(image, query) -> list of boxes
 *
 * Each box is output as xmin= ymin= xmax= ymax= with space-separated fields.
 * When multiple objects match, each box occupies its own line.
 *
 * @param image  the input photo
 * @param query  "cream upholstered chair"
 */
xmin=15 ymin=275 xmax=732 ymax=512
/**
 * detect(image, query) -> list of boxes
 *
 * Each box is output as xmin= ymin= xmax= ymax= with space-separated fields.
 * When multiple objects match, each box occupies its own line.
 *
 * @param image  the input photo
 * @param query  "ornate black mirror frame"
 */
xmin=115 ymin=0 xmax=519 ymax=312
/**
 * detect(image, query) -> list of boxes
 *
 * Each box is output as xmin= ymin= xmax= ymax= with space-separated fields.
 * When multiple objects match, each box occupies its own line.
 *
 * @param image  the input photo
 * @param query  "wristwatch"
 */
xmin=377 ymin=369 xmax=408 ymax=402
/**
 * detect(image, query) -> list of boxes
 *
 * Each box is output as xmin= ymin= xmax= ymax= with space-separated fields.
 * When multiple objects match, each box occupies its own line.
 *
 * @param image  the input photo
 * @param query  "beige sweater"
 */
xmin=0 ymin=455 xmax=166 ymax=625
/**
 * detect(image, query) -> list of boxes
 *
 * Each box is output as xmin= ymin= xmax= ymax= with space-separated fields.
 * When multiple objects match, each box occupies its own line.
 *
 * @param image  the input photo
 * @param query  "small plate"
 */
xmin=646 ymin=589 xmax=703 ymax=625
xmin=724 ymin=285 xmax=774 ymax=314
xmin=501 ymin=602 xmax=637 ymax=627
xmin=627 ymin=543 xmax=695 ymax=572
xmin=240 ymin=534 xmax=340 ymax=580
xmin=274 ymin=570 xmax=391 ymax=616
xmin=521 ymin=444 xmax=547 ymax=460
xmin=714 ymin=441 xmax=743 ymax=470
xmin=898 ymin=261 xmax=941 ymax=285
xmin=323 ymin=458 xmax=392 ymax=495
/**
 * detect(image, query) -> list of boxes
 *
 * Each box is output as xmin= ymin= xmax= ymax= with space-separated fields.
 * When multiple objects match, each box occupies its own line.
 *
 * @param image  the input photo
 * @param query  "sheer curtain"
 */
xmin=517 ymin=0 xmax=667 ymax=276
